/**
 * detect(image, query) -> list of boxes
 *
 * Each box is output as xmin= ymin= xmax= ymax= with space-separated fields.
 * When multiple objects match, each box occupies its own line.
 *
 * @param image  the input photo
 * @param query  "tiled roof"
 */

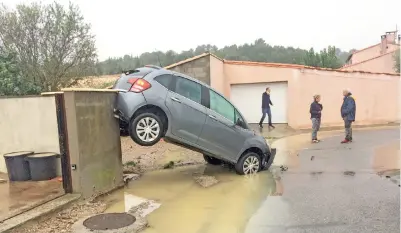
xmin=164 ymin=52 xmax=222 ymax=69
xmin=224 ymin=59 xmax=400 ymax=76
xmin=164 ymin=52 xmax=400 ymax=77
xmin=341 ymin=50 xmax=398 ymax=70
xmin=346 ymin=42 xmax=400 ymax=62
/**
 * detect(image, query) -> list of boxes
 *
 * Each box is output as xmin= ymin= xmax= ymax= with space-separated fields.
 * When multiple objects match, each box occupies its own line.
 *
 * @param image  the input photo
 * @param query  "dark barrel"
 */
xmin=25 ymin=153 xmax=59 ymax=181
xmin=3 ymin=151 xmax=34 ymax=181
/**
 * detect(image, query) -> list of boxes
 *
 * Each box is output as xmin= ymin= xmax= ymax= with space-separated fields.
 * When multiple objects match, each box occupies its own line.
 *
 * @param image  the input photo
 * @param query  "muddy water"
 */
xmin=104 ymin=165 xmax=278 ymax=233
xmin=103 ymin=130 xmax=344 ymax=233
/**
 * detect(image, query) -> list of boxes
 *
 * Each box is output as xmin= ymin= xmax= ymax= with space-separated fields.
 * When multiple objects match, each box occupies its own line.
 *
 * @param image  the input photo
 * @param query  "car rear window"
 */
xmin=113 ymin=69 xmax=152 ymax=90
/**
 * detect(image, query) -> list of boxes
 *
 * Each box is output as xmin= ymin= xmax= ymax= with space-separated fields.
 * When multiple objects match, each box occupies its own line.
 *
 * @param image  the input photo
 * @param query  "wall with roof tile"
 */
xmin=342 ymin=52 xmax=397 ymax=74
xmin=223 ymin=63 xmax=400 ymax=129
xmin=169 ymin=55 xmax=211 ymax=85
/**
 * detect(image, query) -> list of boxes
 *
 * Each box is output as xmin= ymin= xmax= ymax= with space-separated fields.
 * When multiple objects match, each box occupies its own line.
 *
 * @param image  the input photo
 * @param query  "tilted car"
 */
xmin=113 ymin=65 xmax=276 ymax=175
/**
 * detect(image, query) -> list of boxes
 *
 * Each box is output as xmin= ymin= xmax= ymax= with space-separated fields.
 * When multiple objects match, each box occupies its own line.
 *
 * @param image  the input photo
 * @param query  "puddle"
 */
xmin=372 ymin=140 xmax=400 ymax=173
xmin=103 ymin=164 xmax=280 ymax=233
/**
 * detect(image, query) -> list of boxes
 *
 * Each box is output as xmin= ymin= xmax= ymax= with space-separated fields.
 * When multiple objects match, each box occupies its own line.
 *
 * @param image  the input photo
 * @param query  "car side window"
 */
xmin=175 ymin=77 xmax=202 ymax=104
xmin=154 ymin=74 xmax=173 ymax=90
xmin=209 ymin=90 xmax=235 ymax=122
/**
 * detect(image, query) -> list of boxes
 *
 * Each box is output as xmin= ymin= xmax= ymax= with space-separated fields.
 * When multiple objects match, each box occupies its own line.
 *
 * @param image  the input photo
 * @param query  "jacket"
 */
xmin=310 ymin=101 xmax=323 ymax=119
xmin=261 ymin=92 xmax=273 ymax=108
xmin=341 ymin=93 xmax=356 ymax=121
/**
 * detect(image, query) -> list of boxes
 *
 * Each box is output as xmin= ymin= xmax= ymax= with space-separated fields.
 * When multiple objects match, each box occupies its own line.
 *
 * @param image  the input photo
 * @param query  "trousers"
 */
xmin=344 ymin=118 xmax=353 ymax=140
xmin=311 ymin=118 xmax=321 ymax=140
xmin=259 ymin=108 xmax=272 ymax=125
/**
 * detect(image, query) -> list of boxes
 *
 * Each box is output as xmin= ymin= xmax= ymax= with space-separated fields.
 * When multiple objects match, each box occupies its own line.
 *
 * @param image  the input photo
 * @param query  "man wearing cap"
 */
xmin=341 ymin=89 xmax=356 ymax=143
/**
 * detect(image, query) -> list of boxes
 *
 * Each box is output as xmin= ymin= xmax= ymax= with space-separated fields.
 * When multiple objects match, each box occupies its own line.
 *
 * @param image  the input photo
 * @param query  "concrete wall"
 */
xmin=342 ymin=51 xmax=397 ymax=74
xmin=169 ymin=55 xmax=211 ymax=85
xmin=0 ymin=96 xmax=61 ymax=174
xmin=63 ymin=90 xmax=123 ymax=198
xmin=223 ymin=63 xmax=400 ymax=129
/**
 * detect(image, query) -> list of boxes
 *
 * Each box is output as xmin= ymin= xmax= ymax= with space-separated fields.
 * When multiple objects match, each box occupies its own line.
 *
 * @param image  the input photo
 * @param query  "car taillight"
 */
xmin=127 ymin=78 xmax=151 ymax=93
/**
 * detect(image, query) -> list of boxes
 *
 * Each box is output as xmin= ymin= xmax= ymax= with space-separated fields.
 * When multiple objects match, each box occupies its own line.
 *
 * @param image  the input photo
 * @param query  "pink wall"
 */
xmin=209 ymin=56 xmax=225 ymax=94
xmin=219 ymin=63 xmax=400 ymax=129
xmin=351 ymin=44 xmax=382 ymax=64
xmin=342 ymin=52 xmax=397 ymax=74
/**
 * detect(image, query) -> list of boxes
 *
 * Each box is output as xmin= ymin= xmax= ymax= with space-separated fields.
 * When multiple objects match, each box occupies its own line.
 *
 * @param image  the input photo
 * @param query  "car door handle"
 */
xmin=170 ymin=97 xmax=181 ymax=103
xmin=208 ymin=114 xmax=217 ymax=119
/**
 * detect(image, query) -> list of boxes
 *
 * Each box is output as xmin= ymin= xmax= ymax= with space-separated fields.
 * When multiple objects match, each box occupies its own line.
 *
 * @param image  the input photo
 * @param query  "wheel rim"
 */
xmin=243 ymin=155 xmax=260 ymax=174
xmin=136 ymin=117 xmax=160 ymax=142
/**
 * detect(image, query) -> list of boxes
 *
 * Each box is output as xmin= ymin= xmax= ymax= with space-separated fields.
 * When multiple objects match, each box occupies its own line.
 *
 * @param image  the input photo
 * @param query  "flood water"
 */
xmin=102 ymin=127 xmax=399 ymax=233
xmin=104 ymin=164 xmax=281 ymax=233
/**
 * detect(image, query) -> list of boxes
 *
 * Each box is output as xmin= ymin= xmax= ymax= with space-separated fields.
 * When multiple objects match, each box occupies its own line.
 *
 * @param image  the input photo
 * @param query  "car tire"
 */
xmin=235 ymin=152 xmax=262 ymax=175
xmin=203 ymin=155 xmax=222 ymax=165
xmin=129 ymin=112 xmax=163 ymax=146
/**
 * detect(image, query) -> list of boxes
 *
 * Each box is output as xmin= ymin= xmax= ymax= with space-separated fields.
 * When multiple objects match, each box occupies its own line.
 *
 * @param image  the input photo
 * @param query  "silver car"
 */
xmin=113 ymin=65 xmax=275 ymax=175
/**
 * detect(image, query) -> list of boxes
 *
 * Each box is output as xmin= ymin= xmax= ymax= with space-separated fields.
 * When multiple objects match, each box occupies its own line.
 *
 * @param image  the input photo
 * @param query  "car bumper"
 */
xmin=263 ymin=148 xmax=276 ymax=168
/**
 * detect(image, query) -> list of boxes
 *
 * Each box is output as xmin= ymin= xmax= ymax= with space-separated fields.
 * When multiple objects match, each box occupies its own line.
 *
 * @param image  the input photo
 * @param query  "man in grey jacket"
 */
xmin=340 ymin=89 xmax=356 ymax=143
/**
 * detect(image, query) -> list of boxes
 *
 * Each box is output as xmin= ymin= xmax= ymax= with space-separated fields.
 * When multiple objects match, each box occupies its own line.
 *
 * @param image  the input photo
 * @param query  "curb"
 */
xmin=0 ymin=194 xmax=81 ymax=233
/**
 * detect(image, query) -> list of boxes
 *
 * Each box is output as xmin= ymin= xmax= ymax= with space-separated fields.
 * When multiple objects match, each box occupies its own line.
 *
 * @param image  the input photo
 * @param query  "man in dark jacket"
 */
xmin=310 ymin=94 xmax=323 ymax=143
xmin=340 ymin=89 xmax=356 ymax=143
xmin=259 ymin=87 xmax=274 ymax=128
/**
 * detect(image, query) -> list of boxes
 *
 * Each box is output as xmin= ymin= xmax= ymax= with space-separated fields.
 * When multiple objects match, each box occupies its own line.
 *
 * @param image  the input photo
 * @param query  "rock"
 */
xmin=194 ymin=175 xmax=219 ymax=188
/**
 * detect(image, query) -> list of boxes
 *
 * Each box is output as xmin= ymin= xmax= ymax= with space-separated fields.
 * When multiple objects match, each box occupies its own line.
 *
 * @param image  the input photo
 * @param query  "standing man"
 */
xmin=310 ymin=94 xmax=323 ymax=143
xmin=340 ymin=88 xmax=356 ymax=143
xmin=259 ymin=87 xmax=275 ymax=129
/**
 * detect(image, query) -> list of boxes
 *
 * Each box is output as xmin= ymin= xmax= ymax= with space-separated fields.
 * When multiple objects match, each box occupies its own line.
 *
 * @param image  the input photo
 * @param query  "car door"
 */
xmin=197 ymin=88 xmax=247 ymax=161
xmin=165 ymin=75 xmax=207 ymax=144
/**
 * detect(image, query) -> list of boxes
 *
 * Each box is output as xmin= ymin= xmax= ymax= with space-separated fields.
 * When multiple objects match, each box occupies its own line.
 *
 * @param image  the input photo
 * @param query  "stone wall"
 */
xmin=169 ymin=55 xmax=211 ymax=85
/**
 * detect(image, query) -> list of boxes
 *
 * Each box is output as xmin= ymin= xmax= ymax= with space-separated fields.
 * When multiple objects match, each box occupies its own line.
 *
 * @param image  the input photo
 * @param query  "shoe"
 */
xmin=312 ymin=139 xmax=319 ymax=143
xmin=259 ymin=123 xmax=263 ymax=128
xmin=341 ymin=139 xmax=350 ymax=144
xmin=269 ymin=124 xmax=275 ymax=128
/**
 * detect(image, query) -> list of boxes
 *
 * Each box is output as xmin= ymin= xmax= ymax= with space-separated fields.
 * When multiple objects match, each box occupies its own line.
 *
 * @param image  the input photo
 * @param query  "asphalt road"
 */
xmin=245 ymin=128 xmax=400 ymax=233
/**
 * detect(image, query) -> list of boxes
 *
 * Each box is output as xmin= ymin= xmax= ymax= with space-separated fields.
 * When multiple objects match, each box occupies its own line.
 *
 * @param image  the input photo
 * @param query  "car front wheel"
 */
xmin=203 ymin=155 xmax=222 ymax=165
xmin=235 ymin=152 xmax=262 ymax=175
xmin=129 ymin=112 xmax=163 ymax=146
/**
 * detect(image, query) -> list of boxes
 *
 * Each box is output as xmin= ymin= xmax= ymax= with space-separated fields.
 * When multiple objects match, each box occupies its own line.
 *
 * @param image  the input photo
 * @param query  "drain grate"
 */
xmin=83 ymin=213 xmax=136 ymax=230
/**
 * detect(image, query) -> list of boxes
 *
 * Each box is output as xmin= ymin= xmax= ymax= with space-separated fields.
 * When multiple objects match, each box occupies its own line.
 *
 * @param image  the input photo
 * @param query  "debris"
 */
xmin=123 ymin=173 xmax=140 ymax=184
xmin=343 ymin=171 xmax=355 ymax=176
xmin=163 ymin=161 xmax=175 ymax=169
xmin=310 ymin=156 xmax=315 ymax=161
xmin=279 ymin=165 xmax=288 ymax=171
xmin=194 ymin=175 xmax=219 ymax=188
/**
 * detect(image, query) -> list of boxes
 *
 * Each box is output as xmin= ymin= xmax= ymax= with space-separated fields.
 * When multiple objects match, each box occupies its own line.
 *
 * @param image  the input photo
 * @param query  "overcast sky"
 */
xmin=2 ymin=0 xmax=401 ymax=61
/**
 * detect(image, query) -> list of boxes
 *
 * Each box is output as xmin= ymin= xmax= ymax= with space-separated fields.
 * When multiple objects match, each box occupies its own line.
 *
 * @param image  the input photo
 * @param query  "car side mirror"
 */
xmin=235 ymin=118 xmax=246 ymax=128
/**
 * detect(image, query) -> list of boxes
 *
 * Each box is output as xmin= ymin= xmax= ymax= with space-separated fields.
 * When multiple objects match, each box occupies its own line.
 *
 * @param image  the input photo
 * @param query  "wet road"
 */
xmin=103 ymin=127 xmax=400 ymax=233
xmin=246 ymin=127 xmax=400 ymax=233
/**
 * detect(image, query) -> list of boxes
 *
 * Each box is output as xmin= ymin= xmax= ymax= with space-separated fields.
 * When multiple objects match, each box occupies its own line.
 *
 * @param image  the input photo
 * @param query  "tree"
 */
xmin=394 ymin=49 xmax=400 ymax=73
xmin=0 ymin=49 xmax=41 ymax=96
xmin=94 ymin=40 xmax=353 ymax=75
xmin=0 ymin=2 xmax=97 ymax=92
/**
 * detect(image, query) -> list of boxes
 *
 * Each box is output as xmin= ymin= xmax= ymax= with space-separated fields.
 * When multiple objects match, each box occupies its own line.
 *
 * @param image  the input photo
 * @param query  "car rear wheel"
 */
xmin=129 ymin=112 xmax=163 ymax=146
xmin=235 ymin=152 xmax=262 ymax=175
xmin=203 ymin=155 xmax=222 ymax=165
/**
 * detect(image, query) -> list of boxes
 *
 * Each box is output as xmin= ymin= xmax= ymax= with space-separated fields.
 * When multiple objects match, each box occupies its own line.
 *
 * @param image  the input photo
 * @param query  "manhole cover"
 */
xmin=83 ymin=213 xmax=136 ymax=230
